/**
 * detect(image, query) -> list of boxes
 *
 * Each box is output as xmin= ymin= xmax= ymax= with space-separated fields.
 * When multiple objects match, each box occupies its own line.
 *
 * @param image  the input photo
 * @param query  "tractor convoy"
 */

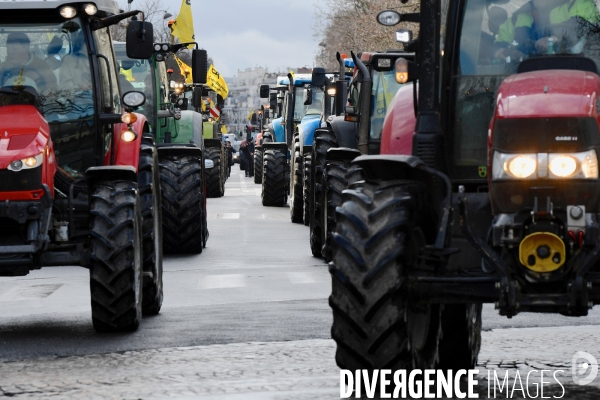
xmin=3 ymin=0 xmax=600 ymax=386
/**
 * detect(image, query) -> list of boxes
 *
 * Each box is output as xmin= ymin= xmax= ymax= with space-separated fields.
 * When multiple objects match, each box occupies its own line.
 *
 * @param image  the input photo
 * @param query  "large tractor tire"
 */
xmin=138 ymin=146 xmax=163 ymax=316
xmin=289 ymin=136 xmax=303 ymax=223
xmin=303 ymin=153 xmax=311 ymax=226
xmin=329 ymin=180 xmax=442 ymax=371
xmin=310 ymin=129 xmax=338 ymax=257
xmin=254 ymin=148 xmax=263 ymax=184
xmin=89 ymin=180 xmax=143 ymax=332
xmin=205 ymin=147 xmax=224 ymax=198
xmin=438 ymin=303 xmax=483 ymax=370
xmin=262 ymin=149 xmax=287 ymax=207
xmin=159 ymin=155 xmax=205 ymax=254
xmin=321 ymin=161 xmax=363 ymax=262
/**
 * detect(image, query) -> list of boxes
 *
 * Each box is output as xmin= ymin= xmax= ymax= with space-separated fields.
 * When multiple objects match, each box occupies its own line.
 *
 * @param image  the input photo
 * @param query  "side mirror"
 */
xmin=311 ymin=67 xmax=326 ymax=87
xmin=192 ymin=49 xmax=208 ymax=84
xmin=126 ymin=21 xmax=154 ymax=59
xmin=304 ymin=87 xmax=313 ymax=106
xmin=269 ymin=92 xmax=277 ymax=110
xmin=396 ymin=29 xmax=413 ymax=43
xmin=192 ymin=86 xmax=202 ymax=108
xmin=259 ymin=84 xmax=270 ymax=99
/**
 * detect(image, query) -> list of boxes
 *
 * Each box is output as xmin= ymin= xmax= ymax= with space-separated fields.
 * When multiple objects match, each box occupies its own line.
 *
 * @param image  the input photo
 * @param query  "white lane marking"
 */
xmin=197 ymin=275 xmax=246 ymax=289
xmin=261 ymin=214 xmax=286 ymax=220
xmin=216 ymin=213 xmax=240 ymax=219
xmin=3 ymin=284 xmax=64 ymax=300
xmin=287 ymin=272 xmax=315 ymax=284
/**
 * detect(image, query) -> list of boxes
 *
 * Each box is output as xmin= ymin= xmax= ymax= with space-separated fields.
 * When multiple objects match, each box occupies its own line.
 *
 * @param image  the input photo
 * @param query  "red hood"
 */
xmin=0 ymin=105 xmax=50 ymax=170
xmin=495 ymin=70 xmax=599 ymax=118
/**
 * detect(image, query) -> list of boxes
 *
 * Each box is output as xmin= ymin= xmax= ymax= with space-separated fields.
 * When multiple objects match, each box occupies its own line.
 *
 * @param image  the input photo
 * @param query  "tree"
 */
xmin=110 ymin=0 xmax=174 ymax=43
xmin=314 ymin=0 xmax=419 ymax=69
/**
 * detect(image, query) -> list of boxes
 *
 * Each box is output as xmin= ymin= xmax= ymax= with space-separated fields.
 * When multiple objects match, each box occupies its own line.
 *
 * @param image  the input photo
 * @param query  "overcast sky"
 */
xmin=155 ymin=0 xmax=322 ymax=77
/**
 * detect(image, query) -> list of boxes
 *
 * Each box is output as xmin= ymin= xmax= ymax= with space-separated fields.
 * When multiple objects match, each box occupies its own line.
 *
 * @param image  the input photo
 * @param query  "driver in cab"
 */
xmin=0 ymin=32 xmax=57 ymax=95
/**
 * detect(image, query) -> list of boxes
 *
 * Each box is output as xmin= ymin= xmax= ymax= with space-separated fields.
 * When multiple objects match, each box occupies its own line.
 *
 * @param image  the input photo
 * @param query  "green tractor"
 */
xmin=202 ymin=95 xmax=226 ymax=198
xmin=114 ymin=42 xmax=209 ymax=254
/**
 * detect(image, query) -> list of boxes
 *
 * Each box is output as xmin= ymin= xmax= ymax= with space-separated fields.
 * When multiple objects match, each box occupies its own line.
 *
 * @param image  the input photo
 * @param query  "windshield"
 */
xmin=370 ymin=69 xmax=404 ymax=140
xmin=293 ymin=86 xmax=324 ymax=121
xmin=114 ymin=45 xmax=155 ymax=123
xmin=453 ymin=0 xmax=600 ymax=169
xmin=0 ymin=18 xmax=97 ymax=177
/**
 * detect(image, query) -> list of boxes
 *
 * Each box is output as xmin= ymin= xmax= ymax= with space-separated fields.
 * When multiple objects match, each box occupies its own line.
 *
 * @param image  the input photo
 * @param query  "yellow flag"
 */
xmin=171 ymin=0 xmax=195 ymax=48
xmin=173 ymin=55 xmax=193 ymax=84
xmin=206 ymin=64 xmax=229 ymax=99
xmin=247 ymin=109 xmax=255 ymax=121
xmin=221 ymin=125 xmax=227 ymax=134
xmin=201 ymin=99 xmax=206 ymax=112
xmin=289 ymin=69 xmax=295 ymax=80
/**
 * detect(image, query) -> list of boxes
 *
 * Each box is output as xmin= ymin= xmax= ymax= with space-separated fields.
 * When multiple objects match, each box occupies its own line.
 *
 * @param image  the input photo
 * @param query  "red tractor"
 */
xmin=330 ymin=0 xmax=600 ymax=373
xmin=0 ymin=0 xmax=161 ymax=332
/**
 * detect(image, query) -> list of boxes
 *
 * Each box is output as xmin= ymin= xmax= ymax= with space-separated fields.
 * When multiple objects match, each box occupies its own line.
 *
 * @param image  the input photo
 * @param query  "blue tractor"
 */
xmin=259 ymin=71 xmax=333 ymax=224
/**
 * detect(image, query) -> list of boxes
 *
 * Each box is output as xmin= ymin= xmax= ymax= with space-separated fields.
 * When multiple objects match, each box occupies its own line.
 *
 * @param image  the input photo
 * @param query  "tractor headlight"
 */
xmin=548 ymin=150 xmax=598 ymax=179
xmin=59 ymin=6 xmax=77 ymax=19
xmin=492 ymin=152 xmax=537 ymax=179
xmin=8 ymin=153 xmax=43 ymax=171
xmin=492 ymin=150 xmax=598 ymax=180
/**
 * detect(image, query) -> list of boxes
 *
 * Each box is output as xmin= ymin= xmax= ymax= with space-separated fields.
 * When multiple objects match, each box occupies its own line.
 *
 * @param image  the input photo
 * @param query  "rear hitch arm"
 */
xmin=458 ymin=185 xmax=519 ymax=317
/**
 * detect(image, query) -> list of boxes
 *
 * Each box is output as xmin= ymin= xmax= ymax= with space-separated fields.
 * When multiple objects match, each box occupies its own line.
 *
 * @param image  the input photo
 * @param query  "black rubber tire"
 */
xmin=309 ymin=129 xmax=338 ymax=257
xmin=290 ymin=137 xmax=303 ymax=223
xmin=329 ymin=180 xmax=442 ymax=371
xmin=89 ymin=180 xmax=143 ymax=332
xmin=254 ymin=148 xmax=263 ymax=184
xmin=159 ymin=155 xmax=204 ymax=254
xmin=321 ymin=161 xmax=363 ymax=262
xmin=205 ymin=147 xmax=224 ymax=198
xmin=138 ymin=145 xmax=163 ymax=316
xmin=262 ymin=149 xmax=287 ymax=207
xmin=303 ymin=153 xmax=311 ymax=226
xmin=437 ymin=303 xmax=483 ymax=370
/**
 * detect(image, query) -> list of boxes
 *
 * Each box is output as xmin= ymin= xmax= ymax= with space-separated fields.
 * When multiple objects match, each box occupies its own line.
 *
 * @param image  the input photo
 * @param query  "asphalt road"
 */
xmin=1 ymin=167 xmax=600 ymax=399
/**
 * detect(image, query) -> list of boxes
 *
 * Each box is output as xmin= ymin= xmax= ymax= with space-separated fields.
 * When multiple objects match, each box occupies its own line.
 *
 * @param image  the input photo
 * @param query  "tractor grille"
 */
xmin=0 ymin=168 xmax=42 ymax=192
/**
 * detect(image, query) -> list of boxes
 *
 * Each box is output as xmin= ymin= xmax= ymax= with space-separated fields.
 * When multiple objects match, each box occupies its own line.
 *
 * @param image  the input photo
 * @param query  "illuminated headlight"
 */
xmin=492 ymin=150 xmax=598 ymax=180
xmin=548 ymin=150 xmax=598 ymax=179
xmin=8 ymin=153 xmax=43 ymax=171
xmin=60 ymin=6 xmax=77 ymax=18
xmin=327 ymin=88 xmax=336 ymax=96
xmin=492 ymin=152 xmax=537 ymax=179
xmin=121 ymin=130 xmax=137 ymax=142
xmin=83 ymin=3 xmax=97 ymax=15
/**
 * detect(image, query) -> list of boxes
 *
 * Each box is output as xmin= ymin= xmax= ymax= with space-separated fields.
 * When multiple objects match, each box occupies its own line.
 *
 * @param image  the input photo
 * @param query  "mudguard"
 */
xmin=262 ymin=142 xmax=288 ymax=153
xmin=112 ymin=113 xmax=148 ymax=170
xmin=327 ymin=115 xmax=358 ymax=149
xmin=325 ymin=147 xmax=361 ymax=162
xmin=156 ymin=144 xmax=203 ymax=158
xmin=204 ymin=138 xmax=222 ymax=149
xmin=85 ymin=165 xmax=137 ymax=186
xmin=352 ymin=154 xmax=450 ymax=212
xmin=298 ymin=115 xmax=320 ymax=152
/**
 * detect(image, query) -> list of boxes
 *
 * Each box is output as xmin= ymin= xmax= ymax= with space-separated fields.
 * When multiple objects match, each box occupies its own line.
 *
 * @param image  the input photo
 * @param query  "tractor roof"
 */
xmin=277 ymin=74 xmax=313 ymax=87
xmin=0 ymin=0 xmax=120 ymax=15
